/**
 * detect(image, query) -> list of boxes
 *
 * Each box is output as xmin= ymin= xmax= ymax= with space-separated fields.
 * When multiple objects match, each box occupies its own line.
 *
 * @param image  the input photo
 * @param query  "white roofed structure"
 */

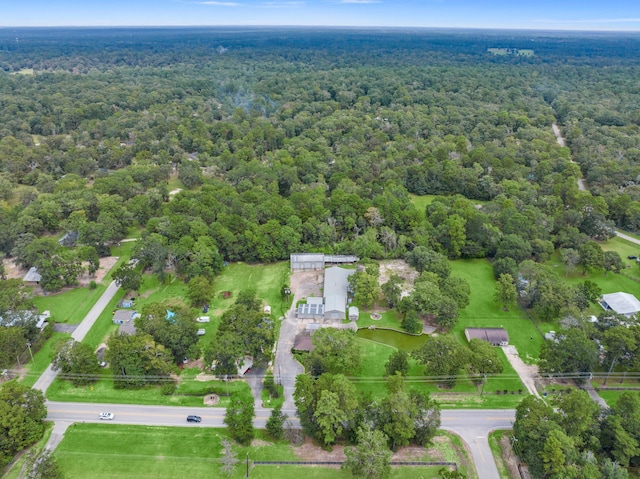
xmin=600 ymin=292 xmax=640 ymax=318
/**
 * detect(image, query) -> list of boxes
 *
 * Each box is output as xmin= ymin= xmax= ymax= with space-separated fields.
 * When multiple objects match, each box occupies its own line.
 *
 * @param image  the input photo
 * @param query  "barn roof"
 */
xmin=465 ymin=328 xmax=509 ymax=345
xmin=601 ymin=292 xmax=640 ymax=316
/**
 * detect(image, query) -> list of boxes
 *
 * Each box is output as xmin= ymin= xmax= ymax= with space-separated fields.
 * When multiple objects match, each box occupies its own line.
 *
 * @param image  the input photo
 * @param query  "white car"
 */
xmin=99 ymin=412 xmax=114 ymax=420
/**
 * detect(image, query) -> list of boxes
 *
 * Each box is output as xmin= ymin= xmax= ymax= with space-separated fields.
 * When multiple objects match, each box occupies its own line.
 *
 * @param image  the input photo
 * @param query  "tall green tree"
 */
xmin=494 ymin=273 xmax=517 ymax=311
xmin=0 ymin=381 xmax=47 ymax=468
xmin=51 ymin=339 xmax=101 ymax=386
xmin=224 ymin=395 xmax=255 ymax=445
xmin=342 ymin=424 xmax=392 ymax=479
xmin=412 ymin=335 xmax=468 ymax=387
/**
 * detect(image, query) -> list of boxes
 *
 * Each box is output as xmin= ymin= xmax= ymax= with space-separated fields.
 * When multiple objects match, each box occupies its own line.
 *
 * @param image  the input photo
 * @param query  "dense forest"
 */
xmin=1 ymin=27 xmax=640 ymax=477
xmin=0 ymin=28 xmax=639 ymax=280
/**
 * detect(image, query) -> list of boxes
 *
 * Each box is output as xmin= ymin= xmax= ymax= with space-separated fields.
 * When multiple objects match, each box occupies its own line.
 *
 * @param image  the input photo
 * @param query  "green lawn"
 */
xmin=33 ymin=285 xmax=107 ymax=325
xmin=409 ymin=194 xmax=439 ymax=213
xmin=55 ymin=424 xmax=472 ymax=479
xmin=451 ymin=259 xmax=545 ymax=364
xmin=46 ymin=372 xmax=252 ymax=407
xmin=353 ymin=336 xmax=525 ymax=409
xmin=19 ymin=332 xmax=71 ymax=387
xmin=356 ymin=309 xmax=404 ymax=329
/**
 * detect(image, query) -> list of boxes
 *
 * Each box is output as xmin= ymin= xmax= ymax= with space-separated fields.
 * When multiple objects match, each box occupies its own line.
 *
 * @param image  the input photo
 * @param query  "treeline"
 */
xmin=514 ymin=390 xmax=638 ymax=478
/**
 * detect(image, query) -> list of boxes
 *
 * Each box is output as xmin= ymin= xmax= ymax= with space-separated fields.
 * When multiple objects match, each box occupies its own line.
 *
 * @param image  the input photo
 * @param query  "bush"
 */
xmin=89 ymin=280 xmax=97 ymax=290
xmin=161 ymin=382 xmax=176 ymax=396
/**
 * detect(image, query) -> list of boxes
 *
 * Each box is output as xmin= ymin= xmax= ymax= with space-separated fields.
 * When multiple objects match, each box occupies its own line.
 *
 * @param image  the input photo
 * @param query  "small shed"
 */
xmin=118 ymin=298 xmax=133 ymax=308
xmin=348 ymin=306 xmax=359 ymax=321
xmin=465 ymin=328 xmax=509 ymax=346
xmin=263 ymin=305 xmax=271 ymax=315
xmin=23 ymin=267 xmax=41 ymax=286
xmin=197 ymin=316 xmax=210 ymax=323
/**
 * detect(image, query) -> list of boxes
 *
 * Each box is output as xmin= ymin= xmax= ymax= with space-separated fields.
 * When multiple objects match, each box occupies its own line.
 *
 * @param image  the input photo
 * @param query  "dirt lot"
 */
xmin=3 ymin=256 xmax=118 ymax=292
xmin=378 ymin=259 xmax=419 ymax=297
xmin=289 ymin=270 xmax=323 ymax=301
xmin=293 ymin=434 xmax=468 ymax=464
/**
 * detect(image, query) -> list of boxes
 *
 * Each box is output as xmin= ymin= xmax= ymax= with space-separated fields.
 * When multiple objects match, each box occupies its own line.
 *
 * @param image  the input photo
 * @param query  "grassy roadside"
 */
xmin=488 ymin=429 xmax=514 ymax=479
xmin=54 ymin=424 xmax=474 ymax=479
xmin=19 ymin=331 xmax=71 ymax=388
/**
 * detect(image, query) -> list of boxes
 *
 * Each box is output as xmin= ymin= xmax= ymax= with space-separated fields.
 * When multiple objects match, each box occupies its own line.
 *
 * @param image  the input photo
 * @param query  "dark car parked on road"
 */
xmin=187 ymin=415 xmax=202 ymax=423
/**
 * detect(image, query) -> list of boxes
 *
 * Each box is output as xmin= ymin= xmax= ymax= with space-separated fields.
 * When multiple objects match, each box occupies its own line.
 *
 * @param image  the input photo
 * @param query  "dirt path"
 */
xmin=501 ymin=345 xmax=540 ymax=398
xmin=553 ymin=123 xmax=586 ymax=191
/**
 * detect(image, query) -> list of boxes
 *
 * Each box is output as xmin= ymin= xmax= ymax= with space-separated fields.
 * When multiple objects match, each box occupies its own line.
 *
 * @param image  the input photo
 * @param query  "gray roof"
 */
xmin=324 ymin=267 xmax=354 ymax=314
xmin=119 ymin=320 xmax=137 ymax=336
xmin=290 ymin=253 xmax=325 ymax=263
xmin=601 ymin=292 xmax=640 ymax=316
xmin=349 ymin=306 xmax=359 ymax=317
xmin=23 ymin=267 xmax=42 ymax=282
xmin=113 ymin=310 xmax=135 ymax=322
xmin=465 ymin=328 xmax=509 ymax=345
xmin=298 ymin=303 xmax=324 ymax=317
xmin=307 ymin=297 xmax=323 ymax=305
xmin=293 ymin=333 xmax=315 ymax=352
xmin=324 ymin=255 xmax=359 ymax=264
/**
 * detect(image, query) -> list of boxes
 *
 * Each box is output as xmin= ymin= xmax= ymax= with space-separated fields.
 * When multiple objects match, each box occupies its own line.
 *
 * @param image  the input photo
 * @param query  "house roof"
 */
xmin=601 ymin=292 xmax=640 ymax=316
xmin=119 ymin=320 xmax=137 ymax=335
xmin=293 ymin=333 xmax=315 ymax=352
xmin=113 ymin=310 xmax=135 ymax=322
xmin=324 ymin=267 xmax=354 ymax=314
xmin=23 ymin=267 xmax=42 ymax=282
xmin=465 ymin=328 xmax=509 ymax=344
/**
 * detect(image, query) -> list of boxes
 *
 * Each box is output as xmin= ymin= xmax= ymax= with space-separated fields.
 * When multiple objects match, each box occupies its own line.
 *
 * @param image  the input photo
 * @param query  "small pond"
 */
xmin=357 ymin=328 xmax=429 ymax=351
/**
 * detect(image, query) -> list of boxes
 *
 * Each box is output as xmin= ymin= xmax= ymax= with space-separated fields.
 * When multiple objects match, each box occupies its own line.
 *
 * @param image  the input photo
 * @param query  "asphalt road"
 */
xmin=46 ymin=401 xmax=514 ymax=479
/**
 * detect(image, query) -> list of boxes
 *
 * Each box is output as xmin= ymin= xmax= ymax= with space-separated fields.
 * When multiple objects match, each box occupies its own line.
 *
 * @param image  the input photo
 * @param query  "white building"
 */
xmin=600 ymin=292 xmax=640 ymax=318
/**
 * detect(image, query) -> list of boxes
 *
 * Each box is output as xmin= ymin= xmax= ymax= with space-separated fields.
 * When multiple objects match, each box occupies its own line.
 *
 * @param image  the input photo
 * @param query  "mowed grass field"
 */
xmin=54 ymin=424 xmax=473 ymax=479
xmin=450 ymin=259 xmax=546 ymax=363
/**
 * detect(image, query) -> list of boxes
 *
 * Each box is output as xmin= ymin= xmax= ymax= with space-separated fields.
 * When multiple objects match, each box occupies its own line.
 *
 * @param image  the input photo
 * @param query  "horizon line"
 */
xmin=1 ymin=24 xmax=640 ymax=33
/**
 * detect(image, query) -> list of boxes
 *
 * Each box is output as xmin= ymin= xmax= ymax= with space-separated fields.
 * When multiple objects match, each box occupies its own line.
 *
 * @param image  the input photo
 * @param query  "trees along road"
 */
xmin=45 ymin=401 xmax=514 ymax=479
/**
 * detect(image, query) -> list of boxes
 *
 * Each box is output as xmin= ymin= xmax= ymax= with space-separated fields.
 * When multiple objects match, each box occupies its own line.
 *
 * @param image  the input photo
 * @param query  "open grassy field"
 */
xmin=19 ymin=331 xmax=71 ymax=387
xmin=33 ymin=286 xmax=107 ymax=325
xmin=450 ymin=259 xmax=546 ymax=363
xmin=409 ymin=194 xmax=439 ymax=213
xmin=353 ymin=335 xmax=525 ymax=409
xmin=46 ymin=370 xmax=252 ymax=407
xmin=54 ymin=424 xmax=473 ymax=479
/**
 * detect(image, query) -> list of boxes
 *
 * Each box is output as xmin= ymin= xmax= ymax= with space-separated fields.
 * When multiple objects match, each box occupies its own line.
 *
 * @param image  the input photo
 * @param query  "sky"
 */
xmin=1 ymin=0 xmax=640 ymax=31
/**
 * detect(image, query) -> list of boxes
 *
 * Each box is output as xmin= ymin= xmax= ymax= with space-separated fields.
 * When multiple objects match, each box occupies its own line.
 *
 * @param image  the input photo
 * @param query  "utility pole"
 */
xmin=26 ymin=342 xmax=34 ymax=364
xmin=245 ymin=452 xmax=249 ymax=478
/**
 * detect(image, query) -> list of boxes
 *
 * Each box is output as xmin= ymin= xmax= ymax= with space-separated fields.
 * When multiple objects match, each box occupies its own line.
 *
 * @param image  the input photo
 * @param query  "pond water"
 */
xmin=357 ymin=328 xmax=429 ymax=351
